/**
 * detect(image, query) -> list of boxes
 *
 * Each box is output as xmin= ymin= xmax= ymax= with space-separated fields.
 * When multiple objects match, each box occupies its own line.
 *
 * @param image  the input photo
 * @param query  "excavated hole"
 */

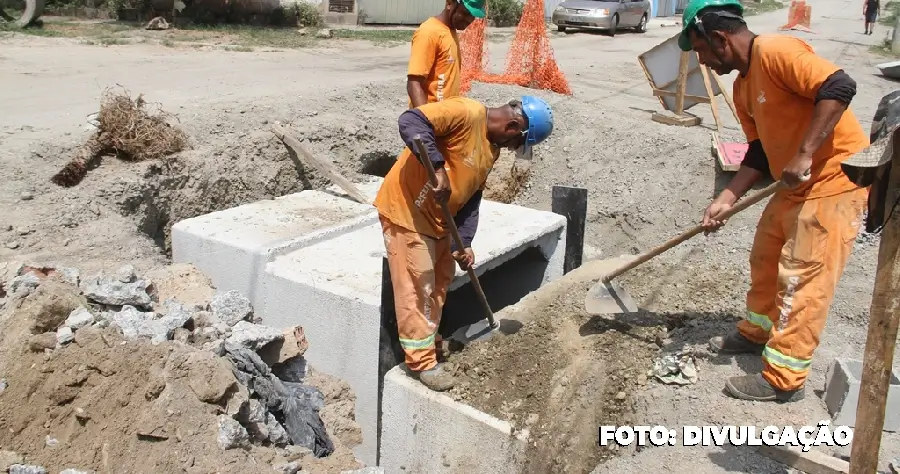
xmin=358 ymin=151 xmax=396 ymax=178
xmin=113 ymin=147 xmax=322 ymax=255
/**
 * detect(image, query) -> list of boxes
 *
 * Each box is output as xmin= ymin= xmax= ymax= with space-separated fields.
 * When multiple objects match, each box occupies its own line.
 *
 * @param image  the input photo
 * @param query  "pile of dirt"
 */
xmin=0 ymin=262 xmax=365 ymax=474
xmin=446 ymin=273 xmax=665 ymax=474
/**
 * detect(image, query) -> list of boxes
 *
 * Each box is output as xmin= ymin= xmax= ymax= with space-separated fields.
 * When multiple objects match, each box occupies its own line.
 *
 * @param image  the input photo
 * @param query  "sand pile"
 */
xmin=0 ymin=262 xmax=365 ymax=474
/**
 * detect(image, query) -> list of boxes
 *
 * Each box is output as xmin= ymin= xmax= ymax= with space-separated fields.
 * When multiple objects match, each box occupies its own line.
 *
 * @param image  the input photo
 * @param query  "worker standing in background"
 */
xmin=374 ymin=95 xmax=554 ymax=391
xmin=679 ymin=0 xmax=870 ymax=402
xmin=864 ymin=0 xmax=880 ymax=35
xmin=407 ymin=0 xmax=486 ymax=108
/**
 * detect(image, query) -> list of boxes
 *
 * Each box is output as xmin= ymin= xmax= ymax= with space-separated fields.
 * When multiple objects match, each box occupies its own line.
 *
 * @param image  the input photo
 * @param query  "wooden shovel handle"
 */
xmin=602 ymin=180 xmax=783 ymax=283
xmin=411 ymin=136 xmax=497 ymax=327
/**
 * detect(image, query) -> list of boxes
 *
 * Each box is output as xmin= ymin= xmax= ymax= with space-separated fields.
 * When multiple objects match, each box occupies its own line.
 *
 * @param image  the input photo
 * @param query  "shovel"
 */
xmin=585 ymin=180 xmax=785 ymax=315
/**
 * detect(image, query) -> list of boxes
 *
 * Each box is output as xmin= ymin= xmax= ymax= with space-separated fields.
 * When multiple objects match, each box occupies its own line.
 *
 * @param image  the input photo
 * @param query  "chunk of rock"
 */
xmin=115 ymin=264 xmax=136 ymax=283
xmin=187 ymin=355 xmax=237 ymax=404
xmin=20 ymin=280 xmax=87 ymax=334
xmin=65 ymin=306 xmax=95 ymax=330
xmin=210 ymin=290 xmax=252 ymax=327
xmin=111 ymin=305 xmax=190 ymax=343
xmin=0 ymin=451 xmax=24 ymax=471
xmin=56 ymin=326 xmax=75 ymax=345
xmin=217 ymin=415 xmax=250 ymax=450
xmin=28 ymin=332 xmax=57 ymax=352
xmin=9 ymin=273 xmax=41 ymax=297
xmin=239 ymin=399 xmax=269 ymax=442
xmin=80 ymin=273 xmax=152 ymax=308
xmin=259 ymin=326 xmax=308 ymax=366
xmin=267 ymin=413 xmax=290 ymax=446
xmin=17 ymin=264 xmax=80 ymax=287
xmin=274 ymin=461 xmax=301 ymax=474
xmin=9 ymin=465 xmax=49 ymax=474
xmin=227 ymin=321 xmax=283 ymax=351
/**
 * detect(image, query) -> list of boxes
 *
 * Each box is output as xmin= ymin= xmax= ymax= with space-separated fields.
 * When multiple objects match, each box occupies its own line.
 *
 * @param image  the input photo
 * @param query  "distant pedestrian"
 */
xmin=865 ymin=0 xmax=879 ymax=35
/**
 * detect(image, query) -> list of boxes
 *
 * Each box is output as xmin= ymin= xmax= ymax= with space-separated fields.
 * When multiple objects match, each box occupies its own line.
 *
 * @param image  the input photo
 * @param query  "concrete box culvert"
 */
xmin=380 ymin=365 xmax=529 ymax=474
xmin=172 ymin=176 xmax=568 ymax=466
xmin=0 ymin=0 xmax=44 ymax=27
xmin=824 ymin=358 xmax=900 ymax=432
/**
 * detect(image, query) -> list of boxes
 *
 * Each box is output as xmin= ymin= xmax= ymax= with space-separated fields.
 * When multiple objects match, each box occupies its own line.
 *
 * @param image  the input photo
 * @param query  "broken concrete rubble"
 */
xmin=8 ymin=465 xmax=48 ymax=474
xmin=3 ymin=263 xmax=357 ymax=470
xmin=274 ymin=461 xmax=302 ymax=474
xmin=210 ymin=290 xmax=253 ymax=327
xmin=227 ymin=320 xmax=284 ymax=351
xmin=217 ymin=415 xmax=250 ymax=450
xmin=80 ymin=270 xmax=153 ymax=308
xmin=65 ymin=306 xmax=94 ymax=330
xmin=9 ymin=273 xmax=40 ymax=297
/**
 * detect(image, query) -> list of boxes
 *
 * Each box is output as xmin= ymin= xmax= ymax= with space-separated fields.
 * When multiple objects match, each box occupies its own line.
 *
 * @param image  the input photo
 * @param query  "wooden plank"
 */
xmin=270 ymin=122 xmax=370 ymax=205
xmin=759 ymin=445 xmax=850 ymax=474
xmin=711 ymin=71 xmax=741 ymax=125
xmin=652 ymin=111 xmax=701 ymax=127
xmin=849 ymin=148 xmax=900 ymax=474
xmin=675 ymin=51 xmax=690 ymax=115
xmin=700 ymin=65 xmax=723 ymax=132
xmin=551 ymin=186 xmax=588 ymax=274
xmin=652 ymin=89 xmax=711 ymax=103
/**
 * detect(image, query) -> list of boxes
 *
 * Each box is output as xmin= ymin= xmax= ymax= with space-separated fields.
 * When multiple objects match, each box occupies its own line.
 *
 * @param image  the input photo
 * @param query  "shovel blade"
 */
xmin=585 ymin=279 xmax=639 ymax=315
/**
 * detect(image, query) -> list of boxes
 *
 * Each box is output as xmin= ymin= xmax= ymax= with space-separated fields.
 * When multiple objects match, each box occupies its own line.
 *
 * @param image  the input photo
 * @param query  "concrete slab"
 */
xmin=172 ymin=175 xmax=567 ymax=466
xmin=171 ymin=177 xmax=381 ymax=309
xmin=379 ymin=365 xmax=528 ymax=473
xmin=824 ymin=358 xmax=900 ymax=432
xmin=256 ymin=194 xmax=566 ymax=466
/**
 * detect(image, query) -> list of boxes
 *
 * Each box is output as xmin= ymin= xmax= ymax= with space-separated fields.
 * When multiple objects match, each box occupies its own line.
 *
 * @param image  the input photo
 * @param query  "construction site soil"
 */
xmin=3 ymin=4 xmax=900 ymax=470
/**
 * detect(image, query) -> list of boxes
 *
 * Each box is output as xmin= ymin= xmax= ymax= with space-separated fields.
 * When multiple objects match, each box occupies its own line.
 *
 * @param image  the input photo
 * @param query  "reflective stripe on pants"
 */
xmin=740 ymin=187 xmax=868 ymax=390
xmin=380 ymin=214 xmax=455 ymax=372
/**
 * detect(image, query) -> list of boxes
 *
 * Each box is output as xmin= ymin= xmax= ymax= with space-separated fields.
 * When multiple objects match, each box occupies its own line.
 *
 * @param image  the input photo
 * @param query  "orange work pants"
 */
xmin=740 ymin=187 xmax=868 ymax=391
xmin=379 ymin=214 xmax=456 ymax=372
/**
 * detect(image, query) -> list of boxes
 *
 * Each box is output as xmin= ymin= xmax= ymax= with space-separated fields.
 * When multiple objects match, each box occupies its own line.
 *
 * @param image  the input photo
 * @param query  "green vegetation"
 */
xmin=879 ymin=0 xmax=900 ymax=25
xmin=741 ymin=0 xmax=785 ymax=16
xmin=488 ymin=0 xmax=523 ymax=27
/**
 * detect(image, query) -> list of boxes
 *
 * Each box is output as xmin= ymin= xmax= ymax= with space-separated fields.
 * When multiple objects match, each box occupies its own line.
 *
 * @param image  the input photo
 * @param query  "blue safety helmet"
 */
xmin=519 ymin=95 xmax=554 ymax=158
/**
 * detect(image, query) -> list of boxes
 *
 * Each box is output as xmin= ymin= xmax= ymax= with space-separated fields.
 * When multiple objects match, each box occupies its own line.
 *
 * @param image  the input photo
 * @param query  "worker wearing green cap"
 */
xmin=679 ymin=0 xmax=870 ymax=403
xmin=406 ymin=0 xmax=486 ymax=109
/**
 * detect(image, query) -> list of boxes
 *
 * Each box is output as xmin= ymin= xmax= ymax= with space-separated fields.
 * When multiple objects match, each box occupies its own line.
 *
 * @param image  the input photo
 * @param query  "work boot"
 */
xmin=709 ymin=332 xmax=765 ymax=355
xmin=417 ymin=363 xmax=456 ymax=392
xmin=725 ymin=373 xmax=805 ymax=402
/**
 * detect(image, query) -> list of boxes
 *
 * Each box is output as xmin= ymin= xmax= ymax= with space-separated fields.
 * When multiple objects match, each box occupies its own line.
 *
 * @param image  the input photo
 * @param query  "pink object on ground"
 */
xmin=719 ymin=141 xmax=748 ymax=168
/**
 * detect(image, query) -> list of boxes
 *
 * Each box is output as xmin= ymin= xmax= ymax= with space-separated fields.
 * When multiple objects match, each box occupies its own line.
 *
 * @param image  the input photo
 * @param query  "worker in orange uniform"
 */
xmin=374 ymin=95 xmax=554 ymax=391
xmin=407 ymin=0 xmax=486 ymax=108
xmin=679 ymin=0 xmax=870 ymax=402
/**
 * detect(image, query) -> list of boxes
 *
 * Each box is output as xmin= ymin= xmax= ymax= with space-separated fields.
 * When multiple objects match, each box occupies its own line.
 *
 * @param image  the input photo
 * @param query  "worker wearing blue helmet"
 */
xmin=374 ymin=94 xmax=553 ymax=391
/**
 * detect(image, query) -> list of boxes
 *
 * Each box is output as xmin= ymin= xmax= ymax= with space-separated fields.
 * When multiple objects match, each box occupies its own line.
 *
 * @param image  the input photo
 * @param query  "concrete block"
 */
xmin=171 ymin=178 xmax=382 ymax=310
xmin=824 ymin=358 xmax=900 ymax=432
xmin=379 ymin=365 xmax=527 ymax=473
xmin=256 ymin=197 xmax=565 ymax=466
xmin=172 ymin=175 xmax=566 ymax=466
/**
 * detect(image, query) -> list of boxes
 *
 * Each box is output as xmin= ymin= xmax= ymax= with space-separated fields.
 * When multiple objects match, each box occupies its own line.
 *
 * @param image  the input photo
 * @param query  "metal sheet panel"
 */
xmin=358 ymin=0 xmax=444 ymax=24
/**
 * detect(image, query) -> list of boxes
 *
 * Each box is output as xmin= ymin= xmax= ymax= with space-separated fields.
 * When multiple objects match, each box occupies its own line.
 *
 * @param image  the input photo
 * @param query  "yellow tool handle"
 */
xmin=411 ymin=136 xmax=497 ymax=328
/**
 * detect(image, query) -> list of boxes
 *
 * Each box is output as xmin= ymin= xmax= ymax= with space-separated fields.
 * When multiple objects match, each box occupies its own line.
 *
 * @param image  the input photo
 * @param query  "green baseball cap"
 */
xmin=678 ymin=0 xmax=744 ymax=51
xmin=459 ymin=0 xmax=486 ymax=18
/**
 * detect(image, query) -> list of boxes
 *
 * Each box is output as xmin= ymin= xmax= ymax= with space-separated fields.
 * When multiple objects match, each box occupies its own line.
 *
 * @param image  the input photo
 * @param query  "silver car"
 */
xmin=551 ymin=0 xmax=651 ymax=36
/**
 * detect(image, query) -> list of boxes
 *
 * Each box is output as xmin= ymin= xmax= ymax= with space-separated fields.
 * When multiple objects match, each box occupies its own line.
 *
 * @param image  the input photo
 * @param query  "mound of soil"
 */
xmin=446 ymin=271 xmax=665 ymax=474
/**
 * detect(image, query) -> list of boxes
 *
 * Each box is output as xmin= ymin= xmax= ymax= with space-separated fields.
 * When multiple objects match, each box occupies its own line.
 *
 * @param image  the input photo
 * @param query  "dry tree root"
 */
xmin=50 ymin=132 xmax=108 ymax=187
xmin=50 ymin=87 xmax=188 ymax=187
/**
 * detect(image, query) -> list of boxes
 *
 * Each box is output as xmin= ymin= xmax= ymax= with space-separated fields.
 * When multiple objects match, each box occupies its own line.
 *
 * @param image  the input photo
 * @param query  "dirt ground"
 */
xmin=2 ymin=0 xmax=899 ymax=472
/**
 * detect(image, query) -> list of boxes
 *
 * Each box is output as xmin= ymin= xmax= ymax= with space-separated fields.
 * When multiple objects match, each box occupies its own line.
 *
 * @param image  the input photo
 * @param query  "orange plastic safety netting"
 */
xmin=778 ymin=0 xmax=814 ymax=32
xmin=458 ymin=0 xmax=572 ymax=95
